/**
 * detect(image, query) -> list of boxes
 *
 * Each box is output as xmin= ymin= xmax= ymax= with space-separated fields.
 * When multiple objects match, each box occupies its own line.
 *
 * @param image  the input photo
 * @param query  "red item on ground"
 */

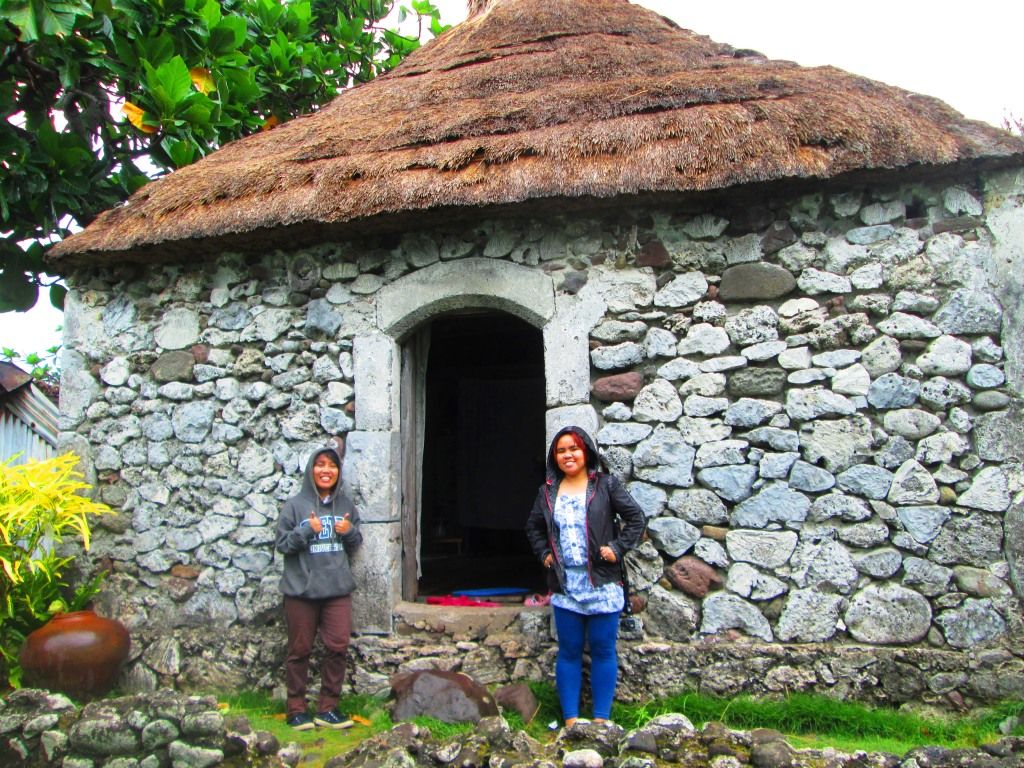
xmin=425 ymin=595 xmax=502 ymax=607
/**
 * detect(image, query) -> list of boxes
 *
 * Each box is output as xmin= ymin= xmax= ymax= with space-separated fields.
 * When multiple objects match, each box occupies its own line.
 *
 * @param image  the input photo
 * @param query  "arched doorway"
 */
xmin=365 ymin=257 xmax=598 ymax=623
xmin=406 ymin=311 xmax=549 ymax=599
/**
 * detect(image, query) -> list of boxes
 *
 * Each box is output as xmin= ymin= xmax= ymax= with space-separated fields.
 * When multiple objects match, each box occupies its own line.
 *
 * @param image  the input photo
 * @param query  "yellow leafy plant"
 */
xmin=0 ymin=453 xmax=115 ymax=687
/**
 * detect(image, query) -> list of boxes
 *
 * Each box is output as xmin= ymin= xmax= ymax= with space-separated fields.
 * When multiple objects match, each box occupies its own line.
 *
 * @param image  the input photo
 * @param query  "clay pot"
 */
xmin=19 ymin=610 xmax=130 ymax=698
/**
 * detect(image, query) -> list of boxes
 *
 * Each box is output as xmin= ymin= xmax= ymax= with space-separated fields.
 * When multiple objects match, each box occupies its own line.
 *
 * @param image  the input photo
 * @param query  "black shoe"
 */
xmin=314 ymin=710 xmax=354 ymax=729
xmin=287 ymin=712 xmax=315 ymax=731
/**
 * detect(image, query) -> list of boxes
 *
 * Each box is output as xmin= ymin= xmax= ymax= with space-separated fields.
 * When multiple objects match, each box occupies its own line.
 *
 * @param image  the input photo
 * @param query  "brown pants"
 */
xmin=283 ymin=594 xmax=352 ymax=716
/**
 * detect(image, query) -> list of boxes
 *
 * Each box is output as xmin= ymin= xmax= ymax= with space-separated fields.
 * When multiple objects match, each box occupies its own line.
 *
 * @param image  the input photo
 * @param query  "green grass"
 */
xmin=217 ymin=691 xmax=388 ymax=765
xmin=216 ymin=687 xmax=1024 ymax=763
xmin=610 ymin=691 xmax=1024 ymax=753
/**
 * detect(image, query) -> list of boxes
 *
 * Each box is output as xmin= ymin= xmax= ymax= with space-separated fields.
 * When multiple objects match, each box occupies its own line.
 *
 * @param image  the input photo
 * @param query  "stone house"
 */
xmin=50 ymin=0 xmax=1024 ymax=704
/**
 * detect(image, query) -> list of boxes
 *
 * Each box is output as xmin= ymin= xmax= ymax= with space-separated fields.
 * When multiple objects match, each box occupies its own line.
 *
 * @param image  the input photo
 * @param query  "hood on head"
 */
xmin=301 ymin=440 xmax=344 ymax=497
xmin=546 ymin=425 xmax=601 ymax=478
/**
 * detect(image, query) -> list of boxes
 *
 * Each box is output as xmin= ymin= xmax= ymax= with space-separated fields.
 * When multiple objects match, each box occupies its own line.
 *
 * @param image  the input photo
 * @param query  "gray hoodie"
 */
xmin=275 ymin=445 xmax=363 ymax=599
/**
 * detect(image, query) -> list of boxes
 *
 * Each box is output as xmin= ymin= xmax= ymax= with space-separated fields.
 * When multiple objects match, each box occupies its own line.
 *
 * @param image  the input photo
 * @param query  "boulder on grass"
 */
xmin=391 ymin=669 xmax=499 ymax=724
xmin=494 ymin=682 xmax=539 ymax=724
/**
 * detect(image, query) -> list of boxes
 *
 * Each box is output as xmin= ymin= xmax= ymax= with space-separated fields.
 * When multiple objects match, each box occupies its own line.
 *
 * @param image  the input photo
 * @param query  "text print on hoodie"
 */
xmin=275 ymin=444 xmax=363 ymax=600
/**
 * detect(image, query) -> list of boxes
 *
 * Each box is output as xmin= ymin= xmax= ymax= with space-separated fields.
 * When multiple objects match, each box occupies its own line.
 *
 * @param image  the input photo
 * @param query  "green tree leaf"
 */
xmin=0 ymin=270 xmax=38 ymax=313
xmin=0 ymin=0 xmax=451 ymax=315
xmin=49 ymin=283 xmax=68 ymax=310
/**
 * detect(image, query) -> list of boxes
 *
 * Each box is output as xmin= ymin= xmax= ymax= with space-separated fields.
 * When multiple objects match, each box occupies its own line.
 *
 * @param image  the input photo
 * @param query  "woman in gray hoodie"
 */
xmin=275 ymin=439 xmax=362 ymax=730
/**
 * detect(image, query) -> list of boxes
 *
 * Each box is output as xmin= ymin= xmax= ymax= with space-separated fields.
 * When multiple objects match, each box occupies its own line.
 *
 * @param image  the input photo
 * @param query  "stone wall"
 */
xmin=59 ymin=167 xmax=1024 ymax=703
xmin=104 ymin=603 xmax=1024 ymax=709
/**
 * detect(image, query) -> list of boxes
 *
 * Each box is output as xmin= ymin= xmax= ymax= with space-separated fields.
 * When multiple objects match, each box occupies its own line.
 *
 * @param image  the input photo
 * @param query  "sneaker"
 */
xmin=287 ymin=712 xmax=315 ymax=731
xmin=314 ymin=710 xmax=354 ymax=729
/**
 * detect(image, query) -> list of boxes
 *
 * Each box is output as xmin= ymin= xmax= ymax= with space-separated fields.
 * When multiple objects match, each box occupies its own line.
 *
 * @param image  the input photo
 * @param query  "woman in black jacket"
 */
xmin=525 ymin=425 xmax=646 ymax=726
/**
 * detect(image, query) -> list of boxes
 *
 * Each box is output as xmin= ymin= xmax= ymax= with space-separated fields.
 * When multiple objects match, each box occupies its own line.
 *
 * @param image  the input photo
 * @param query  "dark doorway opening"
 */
xmin=417 ymin=311 xmax=548 ymax=598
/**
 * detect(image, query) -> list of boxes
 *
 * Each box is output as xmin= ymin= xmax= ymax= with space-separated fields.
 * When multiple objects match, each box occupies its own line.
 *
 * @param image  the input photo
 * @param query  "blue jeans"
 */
xmin=552 ymin=605 xmax=620 ymax=721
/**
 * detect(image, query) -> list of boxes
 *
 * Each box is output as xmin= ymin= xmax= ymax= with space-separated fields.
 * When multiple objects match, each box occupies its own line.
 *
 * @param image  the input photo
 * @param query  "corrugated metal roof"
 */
xmin=0 ymin=361 xmax=32 ymax=393
xmin=0 ymin=407 xmax=55 ymax=465
xmin=1 ymin=365 xmax=59 ymax=463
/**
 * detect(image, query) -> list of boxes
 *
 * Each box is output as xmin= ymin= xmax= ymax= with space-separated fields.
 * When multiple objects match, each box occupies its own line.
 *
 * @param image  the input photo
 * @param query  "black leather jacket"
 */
xmin=525 ymin=426 xmax=646 ymax=594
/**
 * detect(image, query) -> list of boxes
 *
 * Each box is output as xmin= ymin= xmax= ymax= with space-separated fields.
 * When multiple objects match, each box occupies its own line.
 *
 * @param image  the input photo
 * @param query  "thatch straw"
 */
xmin=50 ymin=0 xmax=1023 ymax=264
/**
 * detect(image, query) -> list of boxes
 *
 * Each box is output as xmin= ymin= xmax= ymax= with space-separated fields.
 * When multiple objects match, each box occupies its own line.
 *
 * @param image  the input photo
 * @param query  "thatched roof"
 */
xmin=50 ymin=0 xmax=1024 ymax=265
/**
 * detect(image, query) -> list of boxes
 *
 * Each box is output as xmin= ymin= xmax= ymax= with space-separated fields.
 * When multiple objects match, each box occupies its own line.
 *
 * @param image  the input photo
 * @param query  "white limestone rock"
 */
xmin=883 ymin=409 xmax=940 ymax=440
xmin=876 ymin=312 xmax=942 ymax=340
xmin=644 ymin=327 xmax=679 ymax=358
xmin=861 ymin=335 xmax=903 ymax=377
xmin=657 ymin=358 xmax=701 ymax=381
xmin=668 ymin=488 xmax=729 ymax=525
xmin=890 ymin=293 xmax=938 ymax=316
xmin=943 ymin=186 xmax=983 ymax=216
xmin=694 ymin=538 xmax=729 ymax=567
xmin=831 ymin=364 xmax=871 ymax=396
xmin=679 ymin=373 xmax=727 ymax=397
xmin=590 ymin=342 xmax=645 ymax=371
xmin=850 ymin=262 xmax=884 ymax=290
xmin=966 ymin=363 xmax=1005 ymax=389
xmin=700 ymin=356 xmax=748 ymax=373
xmin=936 ymin=599 xmax=1007 ymax=649
xmin=861 ymin=200 xmax=906 ymax=225
xmin=697 ymin=464 xmax=758 ymax=503
xmin=684 ymin=215 xmax=729 ymax=240
xmin=724 ymin=398 xmax=785 ymax=428
xmin=724 ymin=306 xmax=779 ymax=346
xmin=724 ymin=233 xmax=763 ymax=265
xmin=957 ymin=467 xmax=1011 ymax=512
xmin=725 ymin=530 xmax=799 ymax=569
xmin=700 ymin=592 xmax=773 ymax=641
xmin=647 ymin=517 xmax=701 ymax=558
xmin=916 ymin=335 xmax=973 ymax=376
xmin=797 ymin=268 xmax=852 ymax=295
xmin=896 ymin=505 xmax=950 ymax=544
xmin=677 ymin=323 xmax=730 ymax=356
xmin=887 ymin=460 xmax=939 ymax=505
xmin=836 ymin=465 xmax=895 ymax=500
xmin=683 ymin=395 xmax=729 ymax=418
xmin=592 ymin=320 xmax=649 ymax=342
xmin=633 ymin=425 xmax=697 ymax=487
xmin=655 ymin=272 xmax=709 ymax=308
xmin=915 ymin=431 xmax=969 ymax=465
xmin=741 ymin=340 xmax=788 ymax=362
xmin=844 ymin=584 xmax=931 ymax=644
xmin=694 ymin=439 xmax=749 ymax=469
xmin=597 ymin=422 xmax=653 ymax=445
xmin=775 ymin=588 xmax=844 ymax=642
xmin=727 ymin=563 xmax=788 ymax=601
xmin=786 ymin=388 xmax=858 ymax=420
xmin=643 ymin=585 xmax=700 ymax=641
xmin=732 ymin=482 xmax=811 ymax=528
xmin=790 ymin=537 xmax=858 ymax=593
xmin=758 ymin=451 xmax=800 ymax=479
xmin=788 ymin=461 xmax=836 ymax=493
xmin=676 ymin=416 xmax=732 ymax=446
xmin=852 ymin=547 xmax=903 ymax=579
xmin=632 ymin=379 xmax=684 ymax=423
xmin=809 ymin=492 xmax=872 ymax=523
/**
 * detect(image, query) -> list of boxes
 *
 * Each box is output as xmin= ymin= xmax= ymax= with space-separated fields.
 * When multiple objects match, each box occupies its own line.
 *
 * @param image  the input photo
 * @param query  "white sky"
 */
xmin=5 ymin=0 xmax=1019 ymax=359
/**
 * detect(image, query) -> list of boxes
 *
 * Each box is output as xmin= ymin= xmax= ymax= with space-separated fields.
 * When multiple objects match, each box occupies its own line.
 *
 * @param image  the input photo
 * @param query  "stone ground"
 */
xmin=3 ymin=689 xmax=1023 ymax=768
